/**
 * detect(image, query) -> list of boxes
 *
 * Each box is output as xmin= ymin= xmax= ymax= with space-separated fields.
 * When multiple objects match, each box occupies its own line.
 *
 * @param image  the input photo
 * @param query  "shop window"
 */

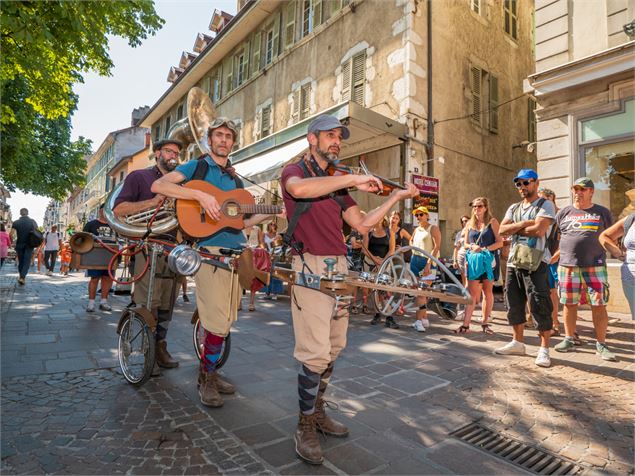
xmin=503 ymin=0 xmax=518 ymax=40
xmin=580 ymin=99 xmax=635 ymax=220
xmin=342 ymin=52 xmax=366 ymax=106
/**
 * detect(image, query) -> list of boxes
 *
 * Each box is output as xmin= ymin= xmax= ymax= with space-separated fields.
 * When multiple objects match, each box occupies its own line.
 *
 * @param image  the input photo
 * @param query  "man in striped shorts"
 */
xmin=554 ymin=177 xmax=616 ymax=361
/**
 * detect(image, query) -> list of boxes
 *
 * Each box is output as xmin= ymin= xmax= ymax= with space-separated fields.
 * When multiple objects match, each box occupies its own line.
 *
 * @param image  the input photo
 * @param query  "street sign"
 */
xmin=412 ymin=174 xmax=439 ymax=225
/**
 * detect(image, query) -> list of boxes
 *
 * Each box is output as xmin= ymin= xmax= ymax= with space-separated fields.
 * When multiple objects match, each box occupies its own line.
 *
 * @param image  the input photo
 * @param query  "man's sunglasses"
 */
xmin=514 ymin=179 xmax=534 ymax=188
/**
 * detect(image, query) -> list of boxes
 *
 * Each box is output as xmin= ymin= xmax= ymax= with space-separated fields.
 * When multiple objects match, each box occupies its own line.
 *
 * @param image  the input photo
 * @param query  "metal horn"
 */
xmin=102 ymin=87 xmax=216 ymax=238
xmin=69 ymin=232 xmax=95 ymax=255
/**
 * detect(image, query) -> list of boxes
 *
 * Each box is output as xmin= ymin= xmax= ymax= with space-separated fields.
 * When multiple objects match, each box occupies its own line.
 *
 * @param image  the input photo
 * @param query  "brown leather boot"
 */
xmin=211 ymin=372 xmax=236 ymax=394
xmin=156 ymin=340 xmax=179 ymax=368
xmin=199 ymin=370 xmax=223 ymax=407
xmin=294 ymin=413 xmax=323 ymax=465
xmin=315 ymin=397 xmax=349 ymax=437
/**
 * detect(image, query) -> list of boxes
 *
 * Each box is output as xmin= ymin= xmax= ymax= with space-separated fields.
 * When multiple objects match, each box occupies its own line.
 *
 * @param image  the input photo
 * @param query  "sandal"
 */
xmin=481 ymin=324 xmax=494 ymax=335
xmin=350 ymin=306 xmax=360 ymax=315
xmin=362 ymin=305 xmax=371 ymax=314
xmin=572 ymin=332 xmax=583 ymax=346
xmin=248 ymin=304 xmax=255 ymax=312
xmin=453 ymin=325 xmax=470 ymax=334
xmin=551 ymin=326 xmax=561 ymax=337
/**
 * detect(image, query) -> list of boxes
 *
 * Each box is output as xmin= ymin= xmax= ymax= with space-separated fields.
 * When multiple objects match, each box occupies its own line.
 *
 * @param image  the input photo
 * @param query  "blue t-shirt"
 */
xmin=176 ymin=156 xmax=246 ymax=250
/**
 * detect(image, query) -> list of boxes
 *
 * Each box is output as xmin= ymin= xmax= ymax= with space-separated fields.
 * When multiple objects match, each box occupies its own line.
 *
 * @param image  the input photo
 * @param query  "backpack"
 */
xmin=192 ymin=155 xmax=244 ymax=188
xmin=510 ymin=197 xmax=558 ymax=252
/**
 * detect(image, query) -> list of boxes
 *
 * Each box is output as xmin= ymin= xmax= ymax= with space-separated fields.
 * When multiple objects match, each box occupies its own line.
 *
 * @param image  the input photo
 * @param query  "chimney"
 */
xmin=131 ymin=106 xmax=150 ymax=126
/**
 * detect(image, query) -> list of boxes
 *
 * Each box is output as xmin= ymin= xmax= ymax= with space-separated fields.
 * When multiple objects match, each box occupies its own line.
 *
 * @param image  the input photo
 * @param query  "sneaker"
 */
xmin=86 ymin=304 xmax=95 ymax=313
xmin=420 ymin=318 xmax=430 ymax=328
xmin=370 ymin=315 xmax=381 ymax=325
xmin=46 ymin=270 xmax=52 ymax=276
xmin=535 ymin=348 xmax=551 ymax=367
xmin=596 ymin=343 xmax=617 ymax=362
xmin=554 ymin=338 xmax=575 ymax=353
xmin=413 ymin=320 xmax=426 ymax=332
xmin=99 ymin=302 xmax=112 ymax=311
xmin=494 ymin=340 xmax=526 ymax=355
xmin=271 ymin=295 xmax=278 ymax=301
xmin=17 ymin=277 xmax=25 ymax=285
xmin=182 ymin=294 xmax=190 ymax=303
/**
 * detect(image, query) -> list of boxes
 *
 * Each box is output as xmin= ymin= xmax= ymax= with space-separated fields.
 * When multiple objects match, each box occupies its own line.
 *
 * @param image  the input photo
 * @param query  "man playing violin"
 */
xmin=152 ymin=118 xmax=274 ymax=408
xmin=281 ymin=114 xmax=418 ymax=465
xmin=114 ymin=138 xmax=183 ymax=374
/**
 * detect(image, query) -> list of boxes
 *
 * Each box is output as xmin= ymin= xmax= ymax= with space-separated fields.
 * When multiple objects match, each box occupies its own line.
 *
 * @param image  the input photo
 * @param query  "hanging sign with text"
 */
xmin=412 ymin=174 xmax=440 ymax=226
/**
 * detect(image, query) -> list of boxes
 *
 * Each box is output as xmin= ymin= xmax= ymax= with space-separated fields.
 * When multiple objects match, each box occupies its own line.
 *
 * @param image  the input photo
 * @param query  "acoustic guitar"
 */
xmin=176 ymin=180 xmax=282 ymax=238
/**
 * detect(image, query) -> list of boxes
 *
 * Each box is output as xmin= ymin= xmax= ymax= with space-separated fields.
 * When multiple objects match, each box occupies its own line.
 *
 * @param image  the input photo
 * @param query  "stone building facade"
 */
xmin=526 ymin=0 xmax=634 ymax=314
xmin=141 ymin=0 xmax=536 ymax=255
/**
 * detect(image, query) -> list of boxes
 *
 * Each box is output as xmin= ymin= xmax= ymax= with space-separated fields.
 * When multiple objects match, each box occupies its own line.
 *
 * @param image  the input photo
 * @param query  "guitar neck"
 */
xmin=240 ymin=205 xmax=283 ymax=215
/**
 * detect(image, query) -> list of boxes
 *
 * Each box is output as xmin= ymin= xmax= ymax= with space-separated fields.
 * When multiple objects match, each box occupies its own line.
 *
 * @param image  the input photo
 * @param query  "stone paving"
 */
xmin=1 ymin=265 xmax=633 ymax=475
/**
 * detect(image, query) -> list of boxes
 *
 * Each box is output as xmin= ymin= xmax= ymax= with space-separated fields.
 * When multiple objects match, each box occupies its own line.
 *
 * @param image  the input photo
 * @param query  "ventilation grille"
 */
xmin=451 ymin=422 xmax=586 ymax=475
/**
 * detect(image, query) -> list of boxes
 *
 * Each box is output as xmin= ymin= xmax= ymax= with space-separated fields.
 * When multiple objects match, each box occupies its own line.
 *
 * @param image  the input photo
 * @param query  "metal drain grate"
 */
xmin=451 ymin=422 xmax=586 ymax=475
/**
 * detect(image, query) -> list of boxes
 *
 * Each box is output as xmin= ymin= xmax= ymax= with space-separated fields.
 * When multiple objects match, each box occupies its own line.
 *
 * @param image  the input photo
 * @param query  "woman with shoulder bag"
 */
xmin=455 ymin=197 xmax=503 ymax=335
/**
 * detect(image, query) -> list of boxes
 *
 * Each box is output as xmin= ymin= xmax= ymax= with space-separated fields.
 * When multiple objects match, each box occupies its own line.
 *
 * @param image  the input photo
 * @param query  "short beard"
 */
xmin=315 ymin=146 xmax=338 ymax=164
xmin=159 ymin=156 xmax=178 ymax=172
xmin=211 ymin=147 xmax=229 ymax=158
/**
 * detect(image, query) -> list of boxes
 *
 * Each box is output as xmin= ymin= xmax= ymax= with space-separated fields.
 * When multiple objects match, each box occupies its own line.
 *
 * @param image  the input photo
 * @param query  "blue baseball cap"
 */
xmin=307 ymin=115 xmax=350 ymax=140
xmin=513 ymin=168 xmax=538 ymax=182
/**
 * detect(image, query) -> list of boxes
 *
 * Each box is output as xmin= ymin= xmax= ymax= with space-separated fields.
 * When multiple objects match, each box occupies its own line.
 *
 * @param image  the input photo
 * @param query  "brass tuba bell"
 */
xmin=103 ymin=87 xmax=216 ymax=238
xmin=69 ymin=232 xmax=95 ymax=255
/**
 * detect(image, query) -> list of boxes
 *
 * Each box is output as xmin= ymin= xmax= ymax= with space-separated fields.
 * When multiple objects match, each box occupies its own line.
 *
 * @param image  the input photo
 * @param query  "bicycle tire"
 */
xmin=118 ymin=311 xmax=155 ymax=386
xmin=192 ymin=310 xmax=231 ymax=370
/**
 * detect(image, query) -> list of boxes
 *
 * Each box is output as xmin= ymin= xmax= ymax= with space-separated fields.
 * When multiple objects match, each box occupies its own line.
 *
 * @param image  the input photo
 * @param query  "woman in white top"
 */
xmin=599 ymin=214 xmax=635 ymax=318
xmin=409 ymin=206 xmax=441 ymax=332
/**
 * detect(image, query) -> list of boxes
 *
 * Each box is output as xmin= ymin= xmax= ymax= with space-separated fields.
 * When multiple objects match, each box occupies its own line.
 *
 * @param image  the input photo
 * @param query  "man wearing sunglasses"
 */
xmin=153 ymin=119 xmax=274 ymax=409
xmin=497 ymin=168 xmax=556 ymax=367
xmin=114 ymin=138 xmax=184 ymax=374
xmin=553 ymin=178 xmax=616 ymax=361
xmin=281 ymin=114 xmax=418 ymax=464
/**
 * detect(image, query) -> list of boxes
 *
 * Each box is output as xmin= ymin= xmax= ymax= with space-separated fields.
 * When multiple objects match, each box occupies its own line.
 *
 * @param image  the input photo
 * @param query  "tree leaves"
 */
xmin=0 ymin=1 xmax=164 ymax=198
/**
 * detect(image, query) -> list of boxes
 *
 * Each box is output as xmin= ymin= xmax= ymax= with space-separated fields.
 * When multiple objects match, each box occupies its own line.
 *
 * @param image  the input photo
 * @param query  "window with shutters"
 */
xmin=165 ymin=115 xmax=172 ymax=134
xmin=260 ymin=105 xmax=272 ymax=138
xmin=177 ymin=103 xmax=184 ymax=120
xmin=225 ymin=56 xmax=234 ymax=94
xmin=300 ymin=83 xmax=311 ymax=120
xmin=284 ymin=1 xmax=296 ymax=48
xmin=264 ymin=27 xmax=275 ymax=66
xmin=212 ymin=69 xmax=222 ymax=102
xmin=471 ymin=0 xmax=480 ymax=15
xmin=527 ymin=97 xmax=537 ymax=142
xmin=341 ymin=52 xmax=366 ymax=105
xmin=503 ymin=0 xmax=518 ymax=40
xmin=470 ymin=65 xmax=498 ymax=133
xmin=153 ymin=125 xmax=161 ymax=141
xmin=252 ymin=31 xmax=261 ymax=74
xmin=236 ymin=51 xmax=248 ymax=87
xmin=469 ymin=66 xmax=482 ymax=125
xmin=302 ymin=0 xmax=323 ymax=38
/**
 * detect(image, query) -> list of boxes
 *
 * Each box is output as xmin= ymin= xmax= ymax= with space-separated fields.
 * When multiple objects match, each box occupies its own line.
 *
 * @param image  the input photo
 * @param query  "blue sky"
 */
xmin=8 ymin=0 xmax=236 ymax=225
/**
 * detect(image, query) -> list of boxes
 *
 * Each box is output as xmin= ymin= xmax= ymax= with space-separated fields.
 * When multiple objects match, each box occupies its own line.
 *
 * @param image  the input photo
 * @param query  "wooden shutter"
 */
xmin=261 ymin=106 xmax=271 ymax=138
xmin=470 ymin=66 xmax=481 ymax=124
xmin=252 ymin=31 xmax=261 ymax=73
xmin=352 ymin=53 xmax=365 ymax=105
xmin=341 ymin=59 xmax=351 ymax=101
xmin=489 ymin=75 xmax=499 ymax=133
xmin=272 ymin=13 xmax=280 ymax=58
xmin=300 ymin=84 xmax=311 ymax=119
xmin=312 ymin=0 xmax=323 ymax=29
xmin=471 ymin=0 xmax=480 ymax=14
xmin=292 ymin=89 xmax=301 ymax=123
xmin=285 ymin=1 xmax=296 ymax=48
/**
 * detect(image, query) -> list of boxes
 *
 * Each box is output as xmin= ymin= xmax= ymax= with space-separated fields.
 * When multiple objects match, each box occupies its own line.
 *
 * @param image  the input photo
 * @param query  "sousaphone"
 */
xmin=103 ymin=88 xmax=216 ymax=237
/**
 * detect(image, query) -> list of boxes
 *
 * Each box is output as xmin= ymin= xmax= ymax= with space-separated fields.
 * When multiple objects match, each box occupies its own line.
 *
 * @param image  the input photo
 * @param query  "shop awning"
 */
xmin=230 ymin=101 xmax=407 ymax=183
xmin=233 ymin=138 xmax=308 ymax=184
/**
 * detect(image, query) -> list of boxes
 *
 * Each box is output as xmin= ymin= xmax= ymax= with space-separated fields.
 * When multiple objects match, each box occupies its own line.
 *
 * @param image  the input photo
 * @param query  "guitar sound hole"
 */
xmin=224 ymin=202 xmax=240 ymax=218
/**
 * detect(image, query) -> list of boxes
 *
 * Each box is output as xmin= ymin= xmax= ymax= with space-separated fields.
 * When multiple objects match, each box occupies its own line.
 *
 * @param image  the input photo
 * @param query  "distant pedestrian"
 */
xmin=600 ymin=213 xmax=635 ymax=318
xmin=0 ymin=224 xmax=11 ymax=268
xmin=452 ymin=215 xmax=470 ymax=285
xmin=496 ymin=169 xmax=555 ymax=368
xmin=83 ymin=205 xmax=114 ymax=312
xmin=455 ymin=198 xmax=502 ymax=335
xmin=554 ymin=178 xmax=616 ymax=361
xmin=43 ymin=224 xmax=62 ymax=275
xmin=12 ymin=208 xmax=41 ymax=285
xmin=409 ymin=206 xmax=441 ymax=332
xmin=59 ymin=241 xmax=71 ymax=277
xmin=263 ymin=222 xmax=284 ymax=301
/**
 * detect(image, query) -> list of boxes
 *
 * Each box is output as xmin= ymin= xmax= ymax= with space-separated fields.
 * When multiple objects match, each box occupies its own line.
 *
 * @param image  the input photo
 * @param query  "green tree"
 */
xmin=1 ymin=1 xmax=164 ymax=197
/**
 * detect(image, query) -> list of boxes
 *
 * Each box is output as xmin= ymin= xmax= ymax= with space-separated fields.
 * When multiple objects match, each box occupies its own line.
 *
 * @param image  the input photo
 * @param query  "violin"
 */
xmin=326 ymin=160 xmax=416 ymax=197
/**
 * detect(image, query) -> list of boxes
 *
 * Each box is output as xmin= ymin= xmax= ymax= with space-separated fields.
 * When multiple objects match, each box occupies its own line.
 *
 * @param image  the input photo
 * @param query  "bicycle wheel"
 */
xmin=192 ymin=310 xmax=232 ymax=370
xmin=118 ymin=310 xmax=155 ymax=386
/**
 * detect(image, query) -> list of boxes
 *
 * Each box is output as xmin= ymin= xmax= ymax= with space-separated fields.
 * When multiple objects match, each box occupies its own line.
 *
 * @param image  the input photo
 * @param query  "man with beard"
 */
xmin=114 ymin=138 xmax=183 ymax=374
xmin=281 ymin=115 xmax=418 ymax=464
xmin=152 ymin=118 xmax=273 ymax=407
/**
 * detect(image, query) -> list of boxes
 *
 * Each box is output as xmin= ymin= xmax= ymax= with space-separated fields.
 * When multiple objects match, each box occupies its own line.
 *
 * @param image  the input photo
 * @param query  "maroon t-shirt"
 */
xmin=113 ymin=167 xmax=163 ymax=208
xmin=281 ymin=162 xmax=356 ymax=256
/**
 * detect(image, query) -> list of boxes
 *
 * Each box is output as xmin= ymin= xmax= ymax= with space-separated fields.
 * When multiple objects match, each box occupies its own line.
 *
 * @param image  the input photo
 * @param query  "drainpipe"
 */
xmin=426 ymin=0 xmax=434 ymax=177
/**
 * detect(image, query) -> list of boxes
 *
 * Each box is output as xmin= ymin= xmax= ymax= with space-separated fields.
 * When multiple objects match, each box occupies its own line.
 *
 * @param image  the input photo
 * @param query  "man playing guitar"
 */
xmin=281 ymin=115 xmax=418 ymax=464
xmin=114 ymin=138 xmax=183 ymax=374
xmin=152 ymin=118 xmax=273 ymax=408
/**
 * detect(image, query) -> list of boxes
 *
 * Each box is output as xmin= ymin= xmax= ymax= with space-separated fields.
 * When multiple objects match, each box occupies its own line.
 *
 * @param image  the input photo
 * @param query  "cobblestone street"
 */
xmin=1 ymin=266 xmax=633 ymax=475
